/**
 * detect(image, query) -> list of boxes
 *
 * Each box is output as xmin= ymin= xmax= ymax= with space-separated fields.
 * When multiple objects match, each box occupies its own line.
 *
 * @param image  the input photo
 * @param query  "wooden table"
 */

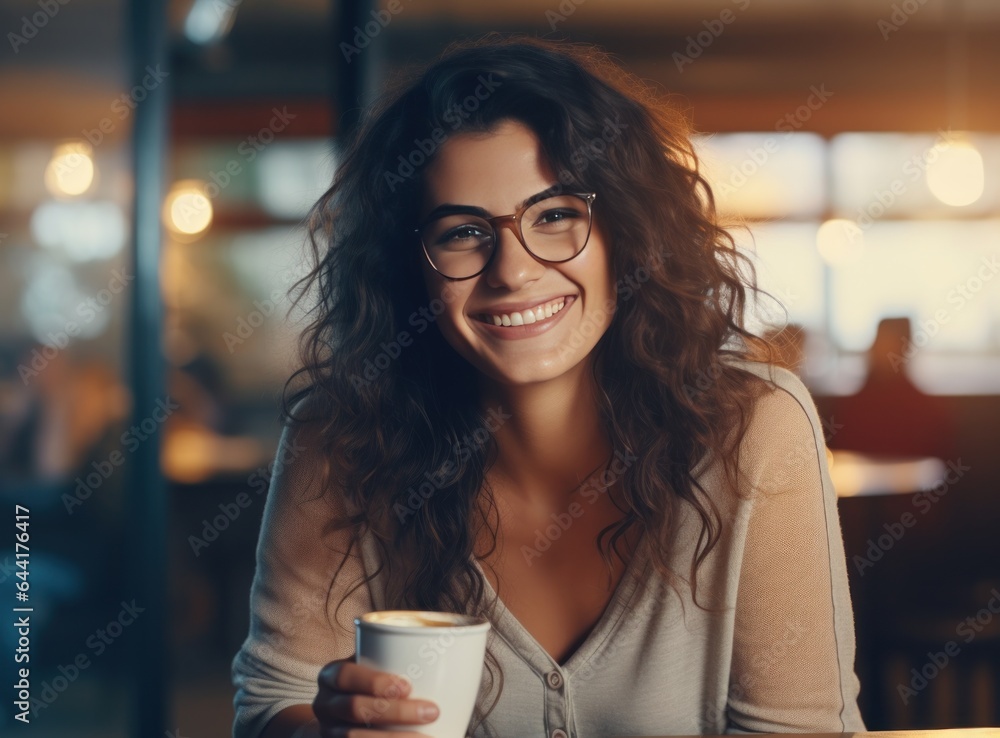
xmin=622 ymin=729 xmax=1000 ymax=737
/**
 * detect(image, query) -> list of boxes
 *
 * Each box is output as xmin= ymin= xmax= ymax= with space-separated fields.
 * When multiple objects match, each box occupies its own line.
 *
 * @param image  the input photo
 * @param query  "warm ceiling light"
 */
xmin=164 ymin=179 xmax=213 ymax=237
xmin=816 ymin=219 xmax=864 ymax=266
xmin=44 ymin=142 xmax=96 ymax=197
xmin=926 ymin=139 xmax=984 ymax=207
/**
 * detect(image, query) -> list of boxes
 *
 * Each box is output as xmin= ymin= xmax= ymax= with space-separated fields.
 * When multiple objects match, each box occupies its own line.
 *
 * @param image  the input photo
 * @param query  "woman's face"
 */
xmin=418 ymin=119 xmax=616 ymax=386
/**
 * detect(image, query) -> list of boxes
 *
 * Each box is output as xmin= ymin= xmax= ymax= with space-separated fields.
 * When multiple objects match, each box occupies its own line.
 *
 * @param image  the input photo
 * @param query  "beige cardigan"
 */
xmin=231 ymin=359 xmax=866 ymax=737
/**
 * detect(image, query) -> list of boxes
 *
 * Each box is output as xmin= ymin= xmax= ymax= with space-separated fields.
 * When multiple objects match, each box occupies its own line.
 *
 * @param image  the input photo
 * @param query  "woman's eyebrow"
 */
xmin=421 ymin=203 xmax=491 ymax=222
xmin=421 ymin=184 xmax=562 ymax=222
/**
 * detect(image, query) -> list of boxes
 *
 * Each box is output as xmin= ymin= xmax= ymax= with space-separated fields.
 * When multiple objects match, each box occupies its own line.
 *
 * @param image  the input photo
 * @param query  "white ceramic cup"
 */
xmin=355 ymin=610 xmax=491 ymax=738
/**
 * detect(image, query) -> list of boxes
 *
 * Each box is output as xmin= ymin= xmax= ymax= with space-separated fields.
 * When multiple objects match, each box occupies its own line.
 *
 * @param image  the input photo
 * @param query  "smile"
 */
xmin=475 ymin=297 xmax=567 ymax=327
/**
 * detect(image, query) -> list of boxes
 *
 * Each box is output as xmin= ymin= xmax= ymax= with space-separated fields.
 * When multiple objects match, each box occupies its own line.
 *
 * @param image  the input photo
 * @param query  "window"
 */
xmin=694 ymin=132 xmax=1000 ymax=394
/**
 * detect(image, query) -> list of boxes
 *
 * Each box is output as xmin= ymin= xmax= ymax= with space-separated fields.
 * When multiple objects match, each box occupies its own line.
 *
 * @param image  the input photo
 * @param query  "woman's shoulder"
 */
xmin=265 ymin=393 xmax=359 ymax=527
xmin=719 ymin=357 xmax=831 ymax=492
xmin=721 ymin=356 xmax=813 ymax=404
xmin=722 ymin=357 xmax=824 ymax=432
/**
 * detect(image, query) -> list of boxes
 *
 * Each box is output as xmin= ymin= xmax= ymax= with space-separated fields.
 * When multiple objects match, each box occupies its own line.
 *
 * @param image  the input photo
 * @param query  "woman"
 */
xmin=232 ymin=36 xmax=865 ymax=737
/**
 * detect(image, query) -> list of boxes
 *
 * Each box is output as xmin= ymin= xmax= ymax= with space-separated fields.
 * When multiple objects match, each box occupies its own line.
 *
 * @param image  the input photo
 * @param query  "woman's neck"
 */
xmin=477 ymin=359 xmax=612 ymax=507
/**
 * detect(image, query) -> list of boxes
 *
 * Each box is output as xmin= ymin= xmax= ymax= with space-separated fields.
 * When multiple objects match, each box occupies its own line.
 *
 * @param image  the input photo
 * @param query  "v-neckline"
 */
xmin=472 ymin=531 xmax=650 ymax=674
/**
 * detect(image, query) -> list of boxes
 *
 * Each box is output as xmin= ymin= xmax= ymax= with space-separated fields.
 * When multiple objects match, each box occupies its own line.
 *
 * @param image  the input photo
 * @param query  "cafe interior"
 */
xmin=0 ymin=0 xmax=998 ymax=735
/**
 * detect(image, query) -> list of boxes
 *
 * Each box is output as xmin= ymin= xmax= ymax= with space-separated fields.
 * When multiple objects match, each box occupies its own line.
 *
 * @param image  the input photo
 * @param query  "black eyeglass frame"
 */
xmin=414 ymin=191 xmax=598 ymax=281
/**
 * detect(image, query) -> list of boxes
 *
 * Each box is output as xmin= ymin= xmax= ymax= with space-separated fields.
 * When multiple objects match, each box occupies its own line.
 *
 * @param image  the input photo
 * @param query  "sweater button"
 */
xmin=546 ymin=670 xmax=564 ymax=689
xmin=551 ymin=730 xmax=569 ymax=738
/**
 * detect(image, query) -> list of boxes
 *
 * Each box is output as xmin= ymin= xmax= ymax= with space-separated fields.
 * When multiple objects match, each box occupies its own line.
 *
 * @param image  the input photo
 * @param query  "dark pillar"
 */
xmin=334 ymin=0 xmax=381 ymax=142
xmin=125 ymin=0 xmax=170 ymax=734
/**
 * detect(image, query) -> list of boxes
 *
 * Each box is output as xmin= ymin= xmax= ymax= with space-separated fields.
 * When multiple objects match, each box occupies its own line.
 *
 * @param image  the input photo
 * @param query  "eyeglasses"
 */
xmin=415 ymin=191 xmax=597 ymax=280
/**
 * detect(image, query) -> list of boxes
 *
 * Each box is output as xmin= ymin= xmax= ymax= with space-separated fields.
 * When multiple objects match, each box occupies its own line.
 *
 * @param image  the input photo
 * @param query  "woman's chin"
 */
xmin=473 ymin=355 xmax=582 ymax=388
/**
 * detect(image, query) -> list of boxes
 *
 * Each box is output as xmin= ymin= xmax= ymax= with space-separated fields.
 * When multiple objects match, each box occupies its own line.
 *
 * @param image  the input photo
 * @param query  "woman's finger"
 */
xmin=315 ymin=692 xmax=440 ymax=727
xmin=319 ymin=660 xmax=412 ymax=699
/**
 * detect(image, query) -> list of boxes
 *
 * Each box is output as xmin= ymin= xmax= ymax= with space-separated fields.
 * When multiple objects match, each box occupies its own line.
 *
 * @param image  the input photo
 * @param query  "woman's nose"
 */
xmin=484 ymin=218 xmax=545 ymax=291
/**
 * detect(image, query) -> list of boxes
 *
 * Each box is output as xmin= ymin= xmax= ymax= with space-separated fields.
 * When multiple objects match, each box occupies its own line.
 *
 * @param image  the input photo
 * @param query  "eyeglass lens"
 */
xmin=420 ymin=194 xmax=592 ymax=279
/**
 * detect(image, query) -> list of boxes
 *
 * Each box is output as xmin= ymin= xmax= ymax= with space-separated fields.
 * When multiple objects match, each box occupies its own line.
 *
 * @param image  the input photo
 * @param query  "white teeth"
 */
xmin=482 ymin=298 xmax=567 ymax=327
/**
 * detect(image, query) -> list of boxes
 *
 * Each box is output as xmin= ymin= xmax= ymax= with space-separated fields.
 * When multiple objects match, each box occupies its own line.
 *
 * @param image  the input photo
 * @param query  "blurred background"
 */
xmin=1 ymin=0 xmax=998 ymax=735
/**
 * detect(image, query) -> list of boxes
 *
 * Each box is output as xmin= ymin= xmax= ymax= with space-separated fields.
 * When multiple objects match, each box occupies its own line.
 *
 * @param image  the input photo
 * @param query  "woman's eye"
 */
xmin=435 ymin=223 xmax=492 ymax=250
xmin=535 ymin=209 xmax=580 ymax=226
xmin=445 ymin=225 xmax=488 ymax=241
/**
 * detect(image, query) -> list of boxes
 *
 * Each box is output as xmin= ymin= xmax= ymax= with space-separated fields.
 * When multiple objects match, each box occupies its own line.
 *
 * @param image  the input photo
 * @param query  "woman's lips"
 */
xmin=475 ymin=296 xmax=569 ymax=327
xmin=471 ymin=296 xmax=576 ymax=340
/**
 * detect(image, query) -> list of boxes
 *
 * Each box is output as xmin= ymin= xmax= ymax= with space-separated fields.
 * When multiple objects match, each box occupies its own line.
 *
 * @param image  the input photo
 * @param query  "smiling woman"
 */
xmin=231 ymin=35 xmax=867 ymax=738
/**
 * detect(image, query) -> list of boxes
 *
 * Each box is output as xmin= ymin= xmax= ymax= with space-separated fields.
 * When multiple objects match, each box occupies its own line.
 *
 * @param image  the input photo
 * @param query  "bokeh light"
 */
xmin=44 ymin=141 xmax=96 ymax=197
xmin=30 ymin=200 xmax=127 ymax=261
xmin=926 ymin=139 xmax=985 ymax=207
xmin=816 ymin=218 xmax=865 ymax=266
xmin=164 ymin=179 xmax=213 ymax=237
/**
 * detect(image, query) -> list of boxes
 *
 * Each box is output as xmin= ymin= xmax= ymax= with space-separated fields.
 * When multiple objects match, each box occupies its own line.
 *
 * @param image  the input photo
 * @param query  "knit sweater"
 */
xmin=231 ymin=359 xmax=866 ymax=737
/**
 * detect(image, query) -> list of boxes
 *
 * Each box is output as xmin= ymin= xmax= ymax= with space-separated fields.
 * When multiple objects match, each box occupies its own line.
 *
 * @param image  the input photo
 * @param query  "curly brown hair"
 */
xmin=282 ymin=34 xmax=778 ymax=730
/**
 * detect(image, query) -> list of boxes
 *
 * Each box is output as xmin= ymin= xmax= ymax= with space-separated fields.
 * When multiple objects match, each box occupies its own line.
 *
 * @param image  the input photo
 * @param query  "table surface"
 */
xmin=622 ymin=729 xmax=1000 ymax=738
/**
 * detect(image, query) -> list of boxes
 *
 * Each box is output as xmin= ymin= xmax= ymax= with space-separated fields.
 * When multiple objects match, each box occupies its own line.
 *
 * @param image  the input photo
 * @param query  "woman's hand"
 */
xmin=312 ymin=656 xmax=441 ymax=737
